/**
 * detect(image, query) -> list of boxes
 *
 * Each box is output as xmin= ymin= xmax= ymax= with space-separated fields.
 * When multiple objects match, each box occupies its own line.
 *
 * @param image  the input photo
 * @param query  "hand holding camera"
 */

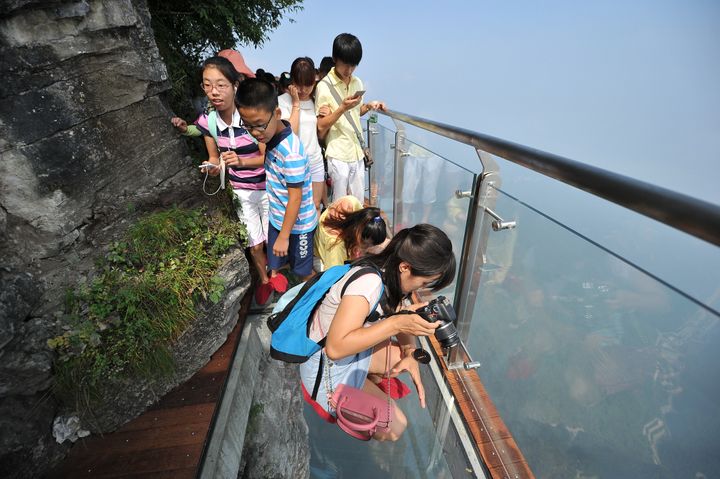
xmin=392 ymin=302 xmax=440 ymax=337
xmin=415 ymin=296 xmax=460 ymax=349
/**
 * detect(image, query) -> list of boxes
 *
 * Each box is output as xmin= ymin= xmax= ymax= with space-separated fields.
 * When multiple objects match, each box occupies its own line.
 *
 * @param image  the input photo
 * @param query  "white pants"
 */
xmin=232 ymin=188 xmax=269 ymax=247
xmin=328 ymin=157 xmax=364 ymax=203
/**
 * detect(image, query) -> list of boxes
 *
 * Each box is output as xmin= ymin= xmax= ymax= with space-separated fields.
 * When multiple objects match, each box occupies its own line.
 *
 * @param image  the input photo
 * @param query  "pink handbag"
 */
xmin=326 ymin=343 xmax=393 ymax=441
xmin=330 ymin=383 xmax=393 ymax=440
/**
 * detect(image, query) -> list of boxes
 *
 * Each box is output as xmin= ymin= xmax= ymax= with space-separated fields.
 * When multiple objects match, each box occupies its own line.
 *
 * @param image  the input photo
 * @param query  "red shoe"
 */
xmin=254 ymin=281 xmax=274 ymax=306
xmin=376 ymin=377 xmax=411 ymax=399
xmin=269 ymin=273 xmax=288 ymax=293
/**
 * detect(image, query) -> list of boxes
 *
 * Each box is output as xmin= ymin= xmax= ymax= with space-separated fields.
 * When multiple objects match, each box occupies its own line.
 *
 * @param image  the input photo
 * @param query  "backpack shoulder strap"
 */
xmin=339 ymin=266 xmax=385 ymax=319
xmin=207 ymin=110 xmax=220 ymax=149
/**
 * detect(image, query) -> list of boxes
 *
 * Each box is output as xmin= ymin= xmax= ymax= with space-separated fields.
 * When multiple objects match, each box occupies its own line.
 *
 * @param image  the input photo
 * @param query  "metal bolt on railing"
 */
xmin=484 ymin=207 xmax=517 ymax=231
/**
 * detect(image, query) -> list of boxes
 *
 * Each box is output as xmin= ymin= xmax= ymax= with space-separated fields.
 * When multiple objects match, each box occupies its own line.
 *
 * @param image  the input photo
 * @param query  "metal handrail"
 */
xmin=377 ymin=109 xmax=720 ymax=247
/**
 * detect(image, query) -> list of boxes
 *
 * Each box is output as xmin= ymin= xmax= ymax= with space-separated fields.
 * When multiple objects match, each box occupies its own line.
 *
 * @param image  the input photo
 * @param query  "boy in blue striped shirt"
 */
xmin=238 ymin=79 xmax=318 ymax=291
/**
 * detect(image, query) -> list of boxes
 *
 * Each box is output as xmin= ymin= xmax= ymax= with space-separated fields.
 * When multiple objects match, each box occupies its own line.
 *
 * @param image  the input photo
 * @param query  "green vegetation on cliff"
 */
xmin=147 ymin=0 xmax=304 ymax=117
xmin=49 ymin=207 xmax=245 ymax=409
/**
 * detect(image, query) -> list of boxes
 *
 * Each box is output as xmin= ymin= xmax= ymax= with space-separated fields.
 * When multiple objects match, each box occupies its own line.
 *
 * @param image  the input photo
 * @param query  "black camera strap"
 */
xmin=376 ymin=309 xmax=417 ymax=321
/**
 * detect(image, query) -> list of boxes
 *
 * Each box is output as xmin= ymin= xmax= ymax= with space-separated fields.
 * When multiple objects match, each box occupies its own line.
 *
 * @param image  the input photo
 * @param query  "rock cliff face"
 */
xmin=0 ymin=1 xmax=221 ymax=477
xmin=88 ymin=248 xmax=251 ymax=433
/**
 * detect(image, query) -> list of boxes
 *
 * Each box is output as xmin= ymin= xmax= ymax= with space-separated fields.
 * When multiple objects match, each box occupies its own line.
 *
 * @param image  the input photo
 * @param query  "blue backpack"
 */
xmin=267 ymin=264 xmax=384 ymax=363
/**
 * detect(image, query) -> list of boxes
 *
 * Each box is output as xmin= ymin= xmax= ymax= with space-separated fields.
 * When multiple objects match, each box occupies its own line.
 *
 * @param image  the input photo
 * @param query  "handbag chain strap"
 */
xmin=324 ymin=341 xmax=392 ymax=425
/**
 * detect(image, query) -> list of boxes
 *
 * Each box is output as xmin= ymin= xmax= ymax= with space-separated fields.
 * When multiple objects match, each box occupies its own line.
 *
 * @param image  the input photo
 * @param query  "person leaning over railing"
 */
xmin=313 ymin=195 xmax=390 ymax=272
xmin=300 ymin=224 xmax=456 ymax=441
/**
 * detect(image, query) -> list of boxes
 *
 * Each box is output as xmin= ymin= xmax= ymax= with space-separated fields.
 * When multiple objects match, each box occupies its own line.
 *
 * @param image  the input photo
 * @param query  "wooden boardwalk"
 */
xmin=49 ymin=292 xmax=251 ymax=479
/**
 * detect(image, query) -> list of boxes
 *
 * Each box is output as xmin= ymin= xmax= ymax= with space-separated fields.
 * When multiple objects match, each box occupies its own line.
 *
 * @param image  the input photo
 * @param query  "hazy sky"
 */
xmin=239 ymin=0 xmax=720 ymax=305
xmin=243 ymin=0 xmax=720 ymax=203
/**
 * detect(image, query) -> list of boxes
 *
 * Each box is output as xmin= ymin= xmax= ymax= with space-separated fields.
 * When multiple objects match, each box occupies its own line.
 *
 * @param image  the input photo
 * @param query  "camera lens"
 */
xmin=434 ymin=321 xmax=460 ymax=349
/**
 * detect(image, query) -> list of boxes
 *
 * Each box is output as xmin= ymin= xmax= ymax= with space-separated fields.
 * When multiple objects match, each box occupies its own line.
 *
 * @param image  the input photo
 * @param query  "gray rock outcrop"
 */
xmin=87 ymin=248 xmax=251 ymax=433
xmin=237 ymin=317 xmax=311 ymax=479
xmin=0 ymin=1 xmax=218 ymax=477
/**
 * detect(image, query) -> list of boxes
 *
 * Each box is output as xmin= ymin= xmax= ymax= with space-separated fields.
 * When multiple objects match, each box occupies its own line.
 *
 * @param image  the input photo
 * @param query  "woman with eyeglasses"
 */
xmin=278 ymin=57 xmax=328 ymax=217
xmin=194 ymin=56 xmax=286 ymax=306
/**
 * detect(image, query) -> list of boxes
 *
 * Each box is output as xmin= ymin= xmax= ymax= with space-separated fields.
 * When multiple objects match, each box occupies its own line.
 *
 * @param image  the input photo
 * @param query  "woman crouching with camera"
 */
xmin=299 ymin=224 xmax=456 ymax=441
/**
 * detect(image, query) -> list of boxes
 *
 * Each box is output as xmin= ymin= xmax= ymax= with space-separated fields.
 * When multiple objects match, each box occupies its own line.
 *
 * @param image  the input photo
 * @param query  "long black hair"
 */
xmin=355 ymin=224 xmax=456 ymax=310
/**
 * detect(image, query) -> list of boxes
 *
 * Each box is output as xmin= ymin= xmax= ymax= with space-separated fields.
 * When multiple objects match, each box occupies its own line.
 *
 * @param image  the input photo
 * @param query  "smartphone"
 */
xmin=352 ymin=90 xmax=366 ymax=99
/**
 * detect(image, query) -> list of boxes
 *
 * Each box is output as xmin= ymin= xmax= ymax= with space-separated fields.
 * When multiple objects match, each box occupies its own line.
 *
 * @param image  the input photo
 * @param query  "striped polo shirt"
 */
xmin=195 ymin=110 xmax=266 ymax=190
xmin=265 ymin=121 xmax=318 ymax=234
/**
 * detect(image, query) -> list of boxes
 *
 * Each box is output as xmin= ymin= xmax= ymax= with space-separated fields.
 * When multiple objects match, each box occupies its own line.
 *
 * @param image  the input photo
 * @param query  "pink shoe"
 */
xmin=254 ymin=281 xmax=274 ymax=306
xmin=269 ymin=273 xmax=288 ymax=293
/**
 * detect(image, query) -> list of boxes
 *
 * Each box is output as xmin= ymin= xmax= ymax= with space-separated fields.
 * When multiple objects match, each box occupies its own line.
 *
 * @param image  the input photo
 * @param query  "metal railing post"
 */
xmin=366 ymin=114 xmax=378 ymax=206
xmin=391 ymin=122 xmax=407 ymax=233
xmin=448 ymin=151 xmax=501 ymax=366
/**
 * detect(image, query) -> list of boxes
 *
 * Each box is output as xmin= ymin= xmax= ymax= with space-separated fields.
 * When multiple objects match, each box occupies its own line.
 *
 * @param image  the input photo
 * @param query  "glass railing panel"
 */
xmin=368 ymin=123 xmax=397 ymax=223
xmin=465 ymin=185 xmax=720 ymax=478
xmin=394 ymin=137 xmax=475 ymax=299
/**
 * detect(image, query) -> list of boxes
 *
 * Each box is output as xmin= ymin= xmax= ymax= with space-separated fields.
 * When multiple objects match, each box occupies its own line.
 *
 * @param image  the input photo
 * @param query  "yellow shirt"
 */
xmin=315 ymin=68 xmax=365 ymax=162
xmin=314 ymin=195 xmax=364 ymax=270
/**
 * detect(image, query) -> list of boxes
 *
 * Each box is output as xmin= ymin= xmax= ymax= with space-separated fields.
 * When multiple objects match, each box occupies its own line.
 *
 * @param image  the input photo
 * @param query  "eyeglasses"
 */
xmin=201 ymin=82 xmax=232 ymax=93
xmin=240 ymin=114 xmax=274 ymax=133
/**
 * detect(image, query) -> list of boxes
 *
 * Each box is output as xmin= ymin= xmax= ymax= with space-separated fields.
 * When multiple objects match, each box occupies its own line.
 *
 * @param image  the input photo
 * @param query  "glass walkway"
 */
xmin=209 ymin=108 xmax=720 ymax=479
xmin=326 ymin=109 xmax=718 ymax=478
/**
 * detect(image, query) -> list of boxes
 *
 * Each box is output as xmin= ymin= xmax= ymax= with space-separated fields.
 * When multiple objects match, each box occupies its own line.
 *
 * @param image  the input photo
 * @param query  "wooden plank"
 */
xmin=67 ymin=420 xmax=208 ymax=457
xmin=117 ymin=403 xmax=215 ymax=432
xmin=119 ymin=469 xmax=197 ymax=479
xmin=58 ymin=443 xmax=204 ymax=478
xmin=148 ymin=370 xmax=227 ymax=409
xmin=488 ymin=460 xmax=536 ymax=479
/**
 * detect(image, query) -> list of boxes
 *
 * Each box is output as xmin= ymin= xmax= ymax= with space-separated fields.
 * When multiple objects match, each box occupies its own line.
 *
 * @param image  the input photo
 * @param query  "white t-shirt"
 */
xmin=308 ymin=267 xmax=384 ymax=343
xmin=278 ymin=93 xmax=323 ymax=166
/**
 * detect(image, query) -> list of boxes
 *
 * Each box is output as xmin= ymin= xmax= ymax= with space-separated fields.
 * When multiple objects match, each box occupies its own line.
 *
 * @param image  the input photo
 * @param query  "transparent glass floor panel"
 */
xmin=305 ymin=393 xmax=456 ymax=479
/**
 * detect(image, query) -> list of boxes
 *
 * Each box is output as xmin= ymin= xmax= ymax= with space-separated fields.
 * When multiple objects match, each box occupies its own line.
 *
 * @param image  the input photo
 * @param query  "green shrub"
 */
xmin=49 ymin=207 xmax=245 ymax=412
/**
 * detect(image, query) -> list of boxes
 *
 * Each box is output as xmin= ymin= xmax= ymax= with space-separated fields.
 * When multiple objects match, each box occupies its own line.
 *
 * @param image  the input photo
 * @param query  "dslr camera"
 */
xmin=416 ymin=296 xmax=460 ymax=349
